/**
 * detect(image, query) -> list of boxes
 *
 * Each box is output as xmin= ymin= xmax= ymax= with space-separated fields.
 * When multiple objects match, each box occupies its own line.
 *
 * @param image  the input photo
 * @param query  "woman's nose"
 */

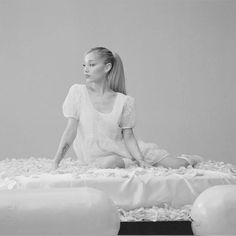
xmin=83 ymin=65 xmax=89 ymax=73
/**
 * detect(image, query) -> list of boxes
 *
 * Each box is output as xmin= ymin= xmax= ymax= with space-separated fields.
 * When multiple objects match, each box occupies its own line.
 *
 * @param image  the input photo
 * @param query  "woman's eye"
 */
xmin=82 ymin=63 xmax=95 ymax=68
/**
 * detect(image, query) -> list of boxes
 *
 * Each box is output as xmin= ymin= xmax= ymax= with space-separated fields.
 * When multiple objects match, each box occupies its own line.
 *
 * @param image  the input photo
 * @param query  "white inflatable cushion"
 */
xmin=0 ymin=187 xmax=120 ymax=236
xmin=191 ymin=185 xmax=236 ymax=235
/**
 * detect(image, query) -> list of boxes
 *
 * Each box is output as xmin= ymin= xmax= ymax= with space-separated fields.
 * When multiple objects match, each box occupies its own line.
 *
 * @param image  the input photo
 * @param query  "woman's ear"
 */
xmin=105 ymin=63 xmax=112 ymax=73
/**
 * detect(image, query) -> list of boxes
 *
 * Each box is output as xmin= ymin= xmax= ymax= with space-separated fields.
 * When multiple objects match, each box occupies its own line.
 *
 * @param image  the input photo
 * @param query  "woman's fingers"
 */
xmin=138 ymin=160 xmax=151 ymax=168
xmin=51 ymin=161 xmax=59 ymax=171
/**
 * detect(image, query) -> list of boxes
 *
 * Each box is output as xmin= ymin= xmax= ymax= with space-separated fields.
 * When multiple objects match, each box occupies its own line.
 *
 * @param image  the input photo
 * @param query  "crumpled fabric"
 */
xmin=0 ymin=157 xmax=236 ymax=211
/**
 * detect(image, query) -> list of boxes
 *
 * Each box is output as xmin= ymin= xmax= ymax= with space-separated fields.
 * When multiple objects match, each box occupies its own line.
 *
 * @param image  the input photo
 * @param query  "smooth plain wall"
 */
xmin=0 ymin=0 xmax=235 ymax=164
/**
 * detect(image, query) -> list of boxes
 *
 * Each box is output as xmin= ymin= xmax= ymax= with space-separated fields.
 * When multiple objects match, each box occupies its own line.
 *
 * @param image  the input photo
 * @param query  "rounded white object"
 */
xmin=191 ymin=185 xmax=236 ymax=235
xmin=0 ymin=187 xmax=120 ymax=236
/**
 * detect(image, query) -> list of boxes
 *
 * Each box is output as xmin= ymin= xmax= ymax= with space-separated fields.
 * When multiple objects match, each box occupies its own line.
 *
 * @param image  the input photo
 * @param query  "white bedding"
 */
xmin=8 ymin=169 xmax=234 ymax=211
xmin=1 ymin=157 xmax=236 ymax=213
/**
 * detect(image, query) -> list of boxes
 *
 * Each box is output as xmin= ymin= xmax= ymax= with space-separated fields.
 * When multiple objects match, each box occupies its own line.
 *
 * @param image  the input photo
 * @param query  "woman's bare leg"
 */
xmin=153 ymin=156 xmax=189 ymax=168
xmin=92 ymin=156 xmax=125 ymax=169
xmin=153 ymin=154 xmax=203 ymax=168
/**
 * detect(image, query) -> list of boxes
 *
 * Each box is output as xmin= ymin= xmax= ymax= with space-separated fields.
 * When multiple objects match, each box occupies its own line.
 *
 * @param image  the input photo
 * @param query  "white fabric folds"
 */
xmin=11 ymin=168 xmax=236 ymax=210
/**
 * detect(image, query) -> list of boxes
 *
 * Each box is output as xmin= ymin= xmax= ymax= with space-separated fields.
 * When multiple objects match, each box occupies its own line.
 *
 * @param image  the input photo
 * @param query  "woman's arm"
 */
xmin=53 ymin=118 xmax=78 ymax=169
xmin=123 ymin=128 xmax=150 ymax=167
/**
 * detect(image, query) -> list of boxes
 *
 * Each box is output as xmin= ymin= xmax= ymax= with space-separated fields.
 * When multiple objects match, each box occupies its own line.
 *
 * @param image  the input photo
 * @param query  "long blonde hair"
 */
xmin=86 ymin=47 xmax=127 ymax=95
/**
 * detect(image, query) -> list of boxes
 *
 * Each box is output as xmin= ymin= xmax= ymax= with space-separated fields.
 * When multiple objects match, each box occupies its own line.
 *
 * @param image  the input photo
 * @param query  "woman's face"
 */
xmin=83 ymin=52 xmax=110 ymax=83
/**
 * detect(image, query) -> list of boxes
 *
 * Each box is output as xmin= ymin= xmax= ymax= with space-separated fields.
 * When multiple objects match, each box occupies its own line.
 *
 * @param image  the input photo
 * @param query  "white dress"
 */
xmin=62 ymin=84 xmax=169 ymax=166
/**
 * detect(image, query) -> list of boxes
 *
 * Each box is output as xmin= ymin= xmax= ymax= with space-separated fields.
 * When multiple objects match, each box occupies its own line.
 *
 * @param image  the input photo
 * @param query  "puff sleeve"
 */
xmin=119 ymin=96 xmax=136 ymax=129
xmin=62 ymin=84 xmax=81 ymax=120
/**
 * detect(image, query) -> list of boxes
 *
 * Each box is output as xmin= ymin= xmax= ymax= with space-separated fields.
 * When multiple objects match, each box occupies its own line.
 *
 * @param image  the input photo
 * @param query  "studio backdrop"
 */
xmin=0 ymin=0 xmax=235 ymax=164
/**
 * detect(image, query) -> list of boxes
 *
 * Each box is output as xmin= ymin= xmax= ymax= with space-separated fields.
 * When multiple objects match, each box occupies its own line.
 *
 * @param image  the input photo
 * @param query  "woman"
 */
xmin=53 ymin=47 xmax=203 ymax=169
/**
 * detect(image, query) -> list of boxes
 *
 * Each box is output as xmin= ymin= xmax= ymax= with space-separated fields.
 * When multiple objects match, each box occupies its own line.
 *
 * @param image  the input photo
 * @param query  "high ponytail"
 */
xmin=86 ymin=47 xmax=127 ymax=95
xmin=107 ymin=52 xmax=126 ymax=95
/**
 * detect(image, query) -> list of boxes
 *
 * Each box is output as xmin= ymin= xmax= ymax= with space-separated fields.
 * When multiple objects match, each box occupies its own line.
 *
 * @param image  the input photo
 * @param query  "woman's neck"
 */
xmin=86 ymin=79 xmax=112 ymax=95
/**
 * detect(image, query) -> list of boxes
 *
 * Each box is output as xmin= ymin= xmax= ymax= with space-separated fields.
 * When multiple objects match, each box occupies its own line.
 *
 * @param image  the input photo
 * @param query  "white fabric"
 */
xmin=63 ymin=84 xmax=134 ymax=164
xmin=1 ymin=158 xmax=236 ymax=212
xmin=62 ymin=84 xmax=169 ymax=165
xmin=12 ymin=168 xmax=236 ymax=210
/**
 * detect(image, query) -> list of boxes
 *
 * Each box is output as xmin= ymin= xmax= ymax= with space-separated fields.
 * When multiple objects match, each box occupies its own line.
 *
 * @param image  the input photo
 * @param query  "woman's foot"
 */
xmin=177 ymin=154 xmax=204 ymax=166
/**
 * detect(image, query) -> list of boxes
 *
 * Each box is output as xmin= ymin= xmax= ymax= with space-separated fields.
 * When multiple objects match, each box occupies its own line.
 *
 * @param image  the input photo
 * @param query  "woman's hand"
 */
xmin=52 ymin=118 xmax=78 ymax=171
xmin=51 ymin=159 xmax=60 ymax=171
xmin=123 ymin=129 xmax=152 ymax=168
xmin=137 ymin=159 xmax=152 ymax=168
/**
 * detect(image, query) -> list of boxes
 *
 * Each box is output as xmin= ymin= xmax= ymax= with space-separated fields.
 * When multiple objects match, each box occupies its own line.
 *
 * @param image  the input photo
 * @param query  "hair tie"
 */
xmin=112 ymin=51 xmax=117 ymax=58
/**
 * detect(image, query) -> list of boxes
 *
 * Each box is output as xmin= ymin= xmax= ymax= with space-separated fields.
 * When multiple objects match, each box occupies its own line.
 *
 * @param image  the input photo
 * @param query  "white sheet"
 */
xmin=1 ymin=160 xmax=235 ymax=210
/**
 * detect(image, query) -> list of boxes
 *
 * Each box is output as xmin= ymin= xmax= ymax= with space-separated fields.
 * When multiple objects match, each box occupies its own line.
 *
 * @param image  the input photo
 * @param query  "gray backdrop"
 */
xmin=0 ymin=0 xmax=235 ymax=164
